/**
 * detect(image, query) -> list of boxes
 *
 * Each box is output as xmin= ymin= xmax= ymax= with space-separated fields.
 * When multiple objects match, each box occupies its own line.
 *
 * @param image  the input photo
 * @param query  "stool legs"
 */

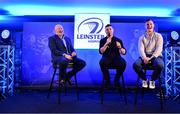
xmin=121 ymin=75 xmax=127 ymax=104
xmin=158 ymin=77 xmax=165 ymax=110
xmin=134 ymin=77 xmax=140 ymax=105
xmin=58 ymin=73 xmax=62 ymax=104
xmin=47 ymin=67 xmax=57 ymax=99
xmin=134 ymin=76 xmax=165 ymax=110
xmin=47 ymin=67 xmax=79 ymax=103
xmin=47 ymin=67 xmax=62 ymax=104
xmin=101 ymin=77 xmax=105 ymax=104
xmin=101 ymin=74 xmax=127 ymax=104
xmin=74 ymin=74 xmax=79 ymax=100
xmin=134 ymin=76 xmax=146 ymax=105
xmin=64 ymin=73 xmax=79 ymax=100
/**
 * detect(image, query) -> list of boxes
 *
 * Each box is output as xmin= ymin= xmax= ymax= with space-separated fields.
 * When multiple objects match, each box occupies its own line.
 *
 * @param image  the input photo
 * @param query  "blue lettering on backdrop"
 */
xmin=77 ymin=34 xmax=105 ymax=39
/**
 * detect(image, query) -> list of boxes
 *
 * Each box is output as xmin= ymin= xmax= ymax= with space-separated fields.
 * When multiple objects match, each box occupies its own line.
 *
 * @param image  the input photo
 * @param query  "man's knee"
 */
xmin=121 ymin=61 xmax=126 ymax=71
xmin=59 ymin=60 xmax=68 ymax=67
xmin=157 ymin=63 xmax=164 ymax=70
xmin=121 ymin=59 xmax=127 ymax=68
xmin=133 ymin=62 xmax=139 ymax=70
xmin=155 ymin=57 xmax=164 ymax=69
xmin=99 ymin=60 xmax=108 ymax=68
xmin=80 ymin=60 xmax=86 ymax=68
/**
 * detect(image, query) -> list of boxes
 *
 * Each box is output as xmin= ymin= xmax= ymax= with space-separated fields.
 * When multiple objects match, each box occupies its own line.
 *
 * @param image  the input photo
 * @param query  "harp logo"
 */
xmin=77 ymin=17 xmax=104 ymax=34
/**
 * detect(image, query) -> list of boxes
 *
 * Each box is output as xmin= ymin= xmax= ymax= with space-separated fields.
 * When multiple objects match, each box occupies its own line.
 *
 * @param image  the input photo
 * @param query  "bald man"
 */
xmin=48 ymin=24 xmax=86 ymax=85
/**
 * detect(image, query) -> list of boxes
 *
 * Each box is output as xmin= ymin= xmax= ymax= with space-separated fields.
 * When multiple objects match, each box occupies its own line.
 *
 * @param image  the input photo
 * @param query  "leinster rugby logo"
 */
xmin=78 ymin=17 xmax=104 ymax=34
xmin=77 ymin=17 xmax=105 ymax=41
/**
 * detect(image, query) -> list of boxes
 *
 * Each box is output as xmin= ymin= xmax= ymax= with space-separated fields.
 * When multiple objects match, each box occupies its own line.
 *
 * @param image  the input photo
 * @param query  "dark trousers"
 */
xmin=57 ymin=57 xmax=86 ymax=80
xmin=99 ymin=56 xmax=126 ymax=82
xmin=133 ymin=56 xmax=164 ymax=81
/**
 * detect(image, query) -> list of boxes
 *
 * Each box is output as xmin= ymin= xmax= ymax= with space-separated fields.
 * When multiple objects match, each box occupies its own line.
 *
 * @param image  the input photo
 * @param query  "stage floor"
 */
xmin=0 ymin=89 xmax=179 ymax=113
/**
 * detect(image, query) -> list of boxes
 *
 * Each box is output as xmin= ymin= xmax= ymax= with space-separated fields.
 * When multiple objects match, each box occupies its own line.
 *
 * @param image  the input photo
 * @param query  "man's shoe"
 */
xmin=142 ymin=80 xmax=148 ymax=88
xmin=65 ymin=79 xmax=74 ymax=86
xmin=149 ymin=81 xmax=155 ymax=89
xmin=60 ymin=79 xmax=65 ymax=86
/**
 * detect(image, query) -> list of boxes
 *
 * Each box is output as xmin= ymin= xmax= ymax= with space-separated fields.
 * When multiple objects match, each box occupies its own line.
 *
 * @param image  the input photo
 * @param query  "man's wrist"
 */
xmin=105 ymin=43 xmax=109 ymax=47
xmin=150 ymin=55 xmax=155 ymax=59
xmin=104 ymin=44 xmax=109 ymax=49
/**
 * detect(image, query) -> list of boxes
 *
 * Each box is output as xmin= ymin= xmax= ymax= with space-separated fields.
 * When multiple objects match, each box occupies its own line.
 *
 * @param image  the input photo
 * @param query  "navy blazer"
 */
xmin=48 ymin=34 xmax=75 ymax=63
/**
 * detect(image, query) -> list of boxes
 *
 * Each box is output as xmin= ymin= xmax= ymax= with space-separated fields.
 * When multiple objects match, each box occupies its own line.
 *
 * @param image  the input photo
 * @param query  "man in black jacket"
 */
xmin=48 ymin=24 xmax=86 ymax=84
xmin=99 ymin=24 xmax=126 ymax=87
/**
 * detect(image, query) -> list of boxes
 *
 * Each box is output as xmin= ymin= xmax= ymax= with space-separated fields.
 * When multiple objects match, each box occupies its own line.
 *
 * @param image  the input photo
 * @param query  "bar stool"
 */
xmin=47 ymin=62 xmax=79 ymax=103
xmin=101 ymin=66 xmax=127 ymax=104
xmin=134 ymin=65 xmax=165 ymax=110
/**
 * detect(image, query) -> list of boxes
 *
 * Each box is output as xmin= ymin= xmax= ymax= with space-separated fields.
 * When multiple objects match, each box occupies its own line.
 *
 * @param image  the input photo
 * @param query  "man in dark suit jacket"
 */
xmin=99 ymin=24 xmax=126 ymax=87
xmin=48 ymin=24 xmax=86 ymax=84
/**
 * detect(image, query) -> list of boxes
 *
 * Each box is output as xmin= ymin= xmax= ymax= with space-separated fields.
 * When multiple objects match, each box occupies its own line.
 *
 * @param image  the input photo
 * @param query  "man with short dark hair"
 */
xmin=99 ymin=24 xmax=126 ymax=87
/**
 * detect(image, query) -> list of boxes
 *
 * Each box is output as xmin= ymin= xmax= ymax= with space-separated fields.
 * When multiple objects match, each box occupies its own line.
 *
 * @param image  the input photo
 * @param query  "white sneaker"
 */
xmin=142 ymin=80 xmax=148 ymax=88
xmin=149 ymin=81 xmax=155 ymax=89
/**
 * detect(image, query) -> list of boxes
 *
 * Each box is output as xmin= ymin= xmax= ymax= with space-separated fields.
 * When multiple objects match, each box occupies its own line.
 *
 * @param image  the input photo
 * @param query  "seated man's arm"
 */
xmin=48 ymin=37 xmax=64 ymax=56
xmin=151 ymin=33 xmax=163 ymax=58
xmin=116 ymin=39 xmax=126 ymax=55
xmin=99 ymin=39 xmax=109 ymax=54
